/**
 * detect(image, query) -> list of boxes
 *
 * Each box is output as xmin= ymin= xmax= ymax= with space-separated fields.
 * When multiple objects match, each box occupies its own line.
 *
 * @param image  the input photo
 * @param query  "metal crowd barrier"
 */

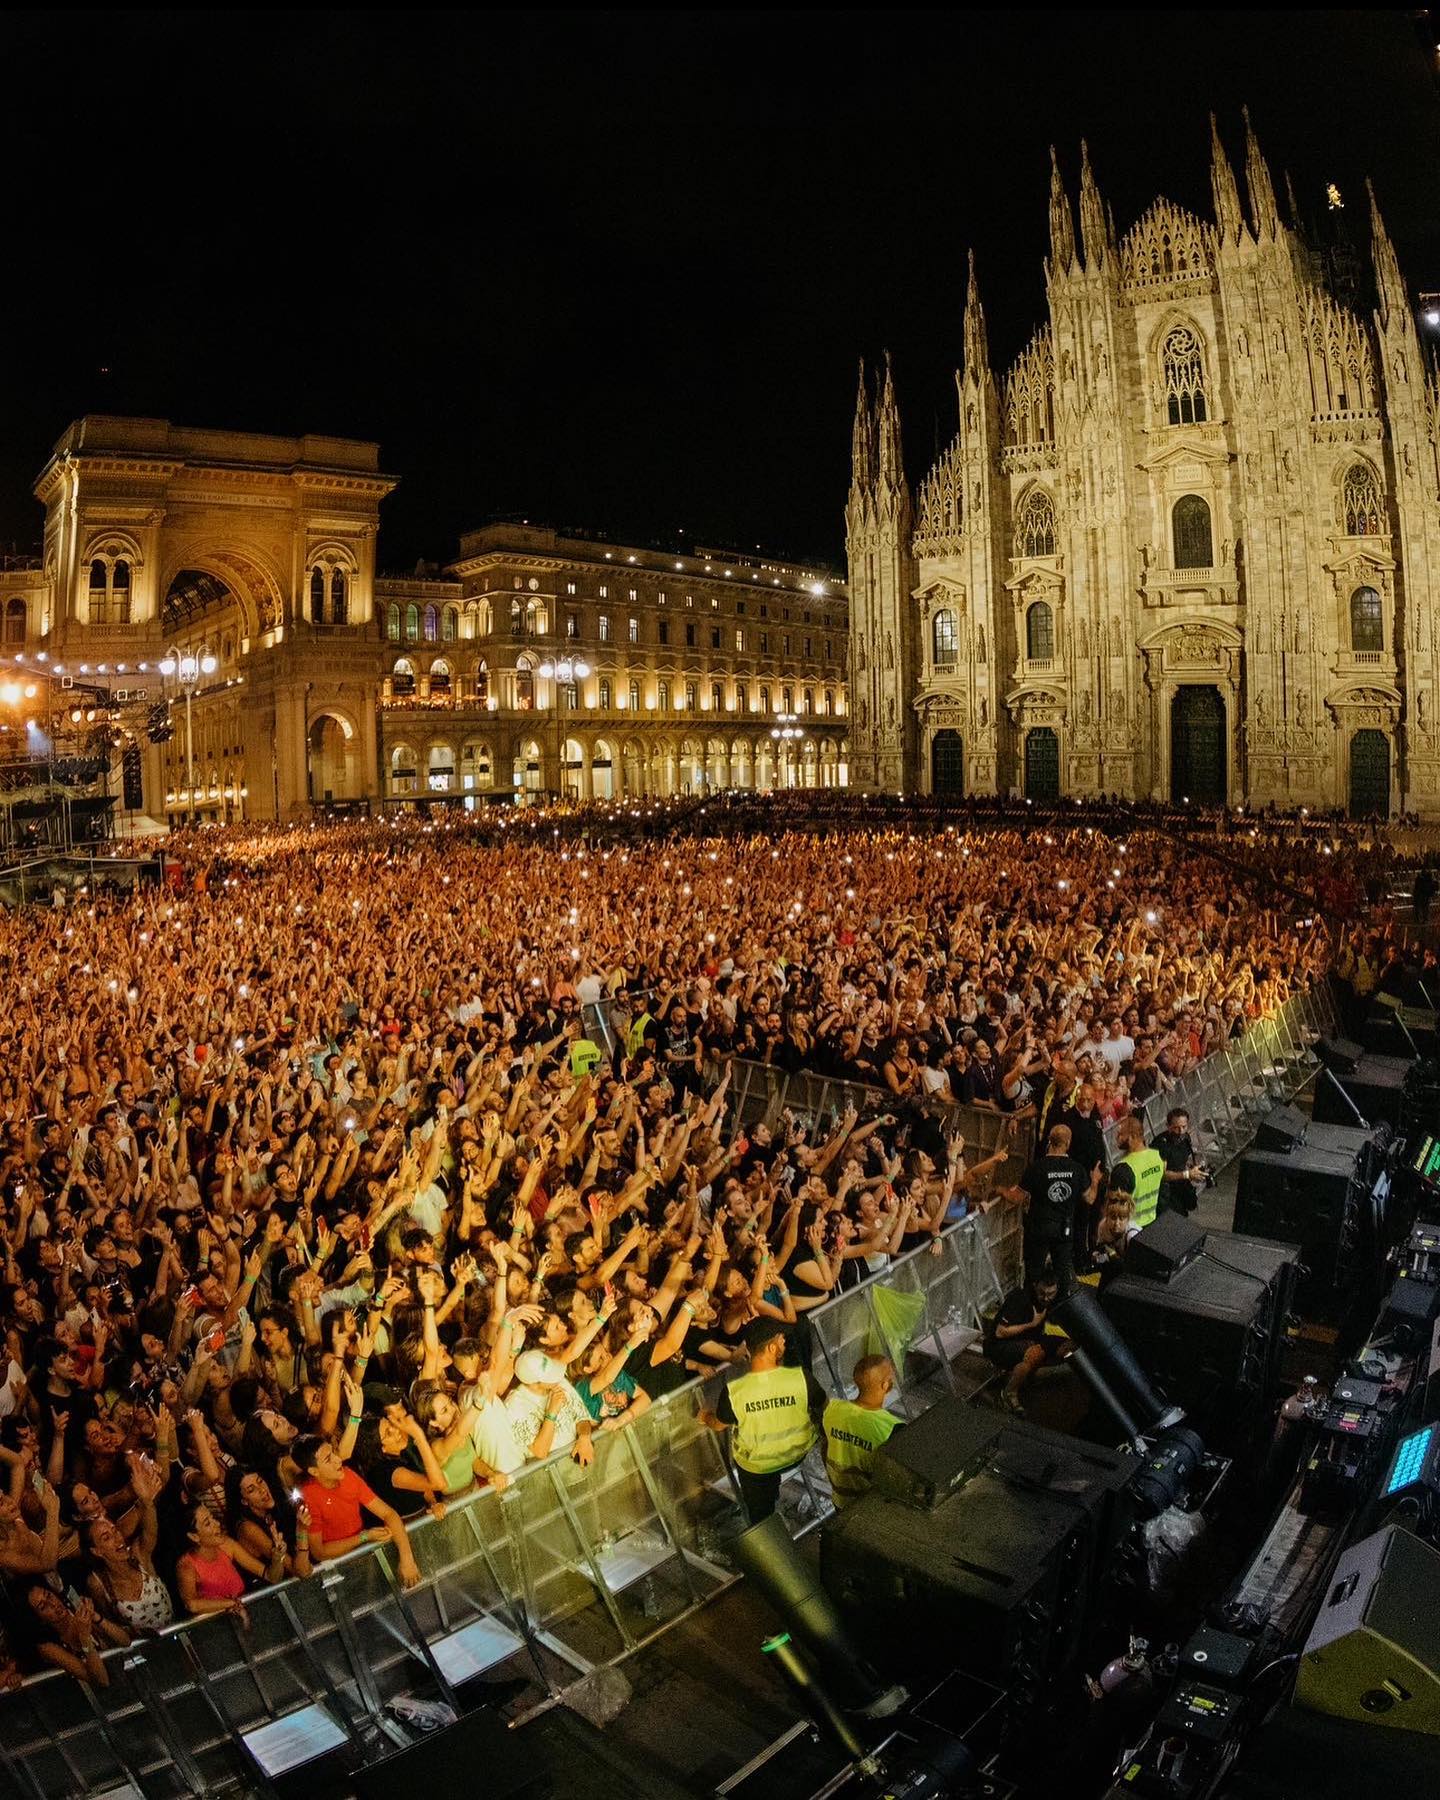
xmin=0 ymin=1205 xmax=1016 ymax=1800
xmin=1100 ymin=983 xmax=1338 ymax=1170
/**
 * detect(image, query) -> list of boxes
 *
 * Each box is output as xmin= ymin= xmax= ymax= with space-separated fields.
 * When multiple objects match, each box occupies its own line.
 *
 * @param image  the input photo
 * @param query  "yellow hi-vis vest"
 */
xmin=728 ymin=1366 xmax=817 ymax=1474
xmin=624 ymin=1012 xmax=654 ymax=1059
xmin=822 ymin=1398 xmax=898 ymax=1506
xmin=1121 ymin=1146 xmax=1165 ymax=1231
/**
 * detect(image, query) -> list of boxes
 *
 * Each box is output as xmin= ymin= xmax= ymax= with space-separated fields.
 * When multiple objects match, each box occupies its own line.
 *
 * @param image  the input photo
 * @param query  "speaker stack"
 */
xmin=1099 ymin=1226 xmax=1297 ymax=1442
xmin=1235 ymin=1095 xmax=1391 ymax=1303
xmin=821 ymin=1400 xmax=1140 ymax=1699
xmin=1312 ymin=1035 xmax=1413 ymax=1129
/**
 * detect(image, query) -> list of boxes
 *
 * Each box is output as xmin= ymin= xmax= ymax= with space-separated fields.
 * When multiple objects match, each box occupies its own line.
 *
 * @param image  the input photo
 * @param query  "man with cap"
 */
xmin=503 ymin=1349 xmax=595 ymax=1467
xmin=699 ymin=1319 xmax=826 ymax=1523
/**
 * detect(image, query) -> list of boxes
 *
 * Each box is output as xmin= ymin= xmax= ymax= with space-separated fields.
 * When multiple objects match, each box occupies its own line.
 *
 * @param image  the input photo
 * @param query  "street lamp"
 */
xmin=538 ymin=656 xmax=590 ymax=798
xmin=770 ymin=711 xmax=803 ymax=789
xmin=158 ymin=646 xmax=217 ymax=823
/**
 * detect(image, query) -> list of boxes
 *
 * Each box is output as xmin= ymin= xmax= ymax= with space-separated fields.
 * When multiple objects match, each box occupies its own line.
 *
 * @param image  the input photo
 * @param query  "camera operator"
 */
xmin=1151 ymin=1106 xmax=1205 ymax=1218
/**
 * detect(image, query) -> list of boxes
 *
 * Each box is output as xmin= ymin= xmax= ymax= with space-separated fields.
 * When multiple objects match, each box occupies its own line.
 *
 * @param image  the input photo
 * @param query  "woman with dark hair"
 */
xmin=224 ymin=1465 xmax=313 ymax=1580
xmin=175 ymin=1501 xmax=277 ymax=1620
xmin=85 ymin=1456 xmax=174 ymax=1634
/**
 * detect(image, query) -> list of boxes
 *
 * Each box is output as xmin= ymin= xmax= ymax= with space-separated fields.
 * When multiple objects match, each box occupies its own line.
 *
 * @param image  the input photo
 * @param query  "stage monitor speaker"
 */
xmin=1126 ymin=1212 xmax=1206 ymax=1283
xmin=1256 ymin=1103 xmax=1309 ymax=1153
xmin=350 ymin=1705 xmax=549 ymax=1798
xmin=1318 ymin=1036 xmax=1364 ymax=1075
xmin=1295 ymin=1525 xmax=1440 ymax=1736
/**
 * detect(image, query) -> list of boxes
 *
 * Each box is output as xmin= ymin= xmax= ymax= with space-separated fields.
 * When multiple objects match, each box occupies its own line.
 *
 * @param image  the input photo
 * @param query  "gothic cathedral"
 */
xmin=846 ymin=113 xmax=1440 ymax=817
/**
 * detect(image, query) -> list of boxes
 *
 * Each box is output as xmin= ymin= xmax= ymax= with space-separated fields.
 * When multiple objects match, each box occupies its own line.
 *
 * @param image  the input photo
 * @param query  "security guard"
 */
xmin=700 ymin=1319 xmax=825 ymax=1522
xmin=822 ymin=1355 xmax=898 ymax=1506
xmin=624 ymin=1001 xmax=657 ymax=1061
xmin=1109 ymin=1115 xmax=1165 ymax=1230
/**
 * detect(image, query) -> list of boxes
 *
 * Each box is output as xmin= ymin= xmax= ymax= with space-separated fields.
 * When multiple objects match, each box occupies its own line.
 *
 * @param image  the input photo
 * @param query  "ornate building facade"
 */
xmin=847 ymin=114 xmax=1440 ymax=816
xmin=3 ymin=417 xmax=847 ymax=823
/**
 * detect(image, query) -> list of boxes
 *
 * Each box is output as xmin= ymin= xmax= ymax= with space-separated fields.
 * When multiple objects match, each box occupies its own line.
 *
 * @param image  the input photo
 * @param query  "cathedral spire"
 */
xmin=1282 ymin=169 xmax=1300 ymax=229
xmin=876 ymin=351 xmax=905 ymax=493
xmin=1209 ymin=112 xmax=1244 ymax=245
xmin=1367 ymin=178 xmax=1407 ymax=334
xmin=1048 ymin=146 xmax=1076 ymax=275
xmin=849 ymin=358 xmax=874 ymax=494
xmin=1077 ymin=139 xmax=1110 ymax=269
xmin=1241 ymin=105 xmax=1280 ymax=241
xmin=962 ymin=250 xmax=989 ymax=378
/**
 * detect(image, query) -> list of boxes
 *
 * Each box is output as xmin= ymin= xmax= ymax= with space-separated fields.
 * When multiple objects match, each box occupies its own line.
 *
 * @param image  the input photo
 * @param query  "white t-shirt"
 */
xmin=504 ymin=1380 xmax=589 ymax=1458
xmin=467 ymin=1393 xmax=527 ymax=1475
xmin=1096 ymin=1034 xmax=1135 ymax=1075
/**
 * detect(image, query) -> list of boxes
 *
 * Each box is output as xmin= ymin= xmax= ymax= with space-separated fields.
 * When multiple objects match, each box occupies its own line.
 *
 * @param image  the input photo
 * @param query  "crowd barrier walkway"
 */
xmin=0 ymin=1201 xmax=1019 ymax=1800
xmin=1101 ymin=984 xmax=1339 ymax=1170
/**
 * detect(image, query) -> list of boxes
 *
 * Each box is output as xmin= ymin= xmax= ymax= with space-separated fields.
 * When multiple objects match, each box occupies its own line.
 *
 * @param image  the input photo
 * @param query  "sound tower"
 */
xmin=121 ymin=742 xmax=144 ymax=811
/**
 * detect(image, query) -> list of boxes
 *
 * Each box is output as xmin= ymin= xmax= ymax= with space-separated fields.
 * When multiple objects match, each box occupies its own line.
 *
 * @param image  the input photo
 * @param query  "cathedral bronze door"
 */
xmin=1024 ymin=727 xmax=1060 ymax=800
xmin=931 ymin=730 xmax=964 ymax=797
xmin=1348 ymin=729 xmax=1389 ymax=820
xmin=1170 ymin=685 xmax=1226 ymax=806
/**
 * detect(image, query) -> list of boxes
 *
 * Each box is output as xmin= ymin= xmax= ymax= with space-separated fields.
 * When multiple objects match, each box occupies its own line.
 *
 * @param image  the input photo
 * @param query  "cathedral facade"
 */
xmin=846 ymin=113 xmax=1440 ymax=817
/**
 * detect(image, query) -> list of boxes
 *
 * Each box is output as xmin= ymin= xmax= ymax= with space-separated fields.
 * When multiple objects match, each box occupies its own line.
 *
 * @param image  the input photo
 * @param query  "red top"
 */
xmin=181 ymin=1548 xmax=246 ymax=1601
xmin=300 ymin=1466 xmax=377 ymax=1545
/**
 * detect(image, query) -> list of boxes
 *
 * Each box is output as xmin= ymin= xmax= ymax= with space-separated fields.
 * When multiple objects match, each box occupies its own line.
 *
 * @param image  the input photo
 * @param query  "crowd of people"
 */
xmin=0 ymin=807 xmax=1399 ymax=1686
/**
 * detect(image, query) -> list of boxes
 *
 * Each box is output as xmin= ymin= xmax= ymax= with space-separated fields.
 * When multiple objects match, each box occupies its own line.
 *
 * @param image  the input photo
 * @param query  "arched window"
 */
xmin=515 ymin=660 xmax=535 ymax=709
xmin=4 ymin=597 xmax=26 ymax=644
xmin=1342 ymin=464 xmax=1382 ymax=536
xmin=386 ymin=603 xmax=401 ymax=641
xmin=803 ymin=687 xmax=815 ymax=715
xmin=760 ymin=684 xmax=771 ymax=713
xmin=684 ymin=680 xmax=698 ymax=711
xmin=1015 ymin=490 xmax=1056 ymax=559
xmin=599 ymin=677 xmax=613 ymax=709
xmin=474 ymin=661 xmax=490 ymax=705
xmin=658 ymin=679 xmax=671 ymax=710
xmin=629 ymin=679 xmax=641 ymax=712
xmin=404 ymin=604 xmax=419 ymax=641
xmin=89 ymin=559 xmax=108 ymax=623
xmin=430 ymin=657 xmax=452 ymax=694
xmin=330 ymin=570 xmax=347 ymax=625
xmin=711 ymin=681 xmax=725 ymax=713
xmin=782 ymin=685 xmax=794 ymax=713
xmin=510 ymin=597 xmax=524 ymax=633
xmin=392 ymin=657 xmax=416 ymax=697
xmin=1350 ymin=585 xmax=1384 ymax=653
xmin=1162 ymin=325 xmax=1207 ymax=425
xmin=736 ymin=681 xmax=749 ymax=712
xmin=824 ymin=688 xmax=835 ymax=717
xmin=310 ymin=567 xmax=325 ymax=623
xmin=1172 ymin=495 xmax=1213 ymax=569
xmin=423 ymin=605 xmax=439 ymax=643
xmin=932 ymin=608 xmax=958 ymax=665
xmin=111 ymin=560 xmax=131 ymax=624
xmin=442 ymin=604 xmax=458 ymax=642
xmin=1026 ymin=601 xmax=1055 ymax=661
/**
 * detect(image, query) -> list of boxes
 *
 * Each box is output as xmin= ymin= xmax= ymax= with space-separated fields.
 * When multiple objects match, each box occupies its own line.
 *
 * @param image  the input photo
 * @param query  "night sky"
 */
xmin=2 ymin=9 xmax=1436 ymax=573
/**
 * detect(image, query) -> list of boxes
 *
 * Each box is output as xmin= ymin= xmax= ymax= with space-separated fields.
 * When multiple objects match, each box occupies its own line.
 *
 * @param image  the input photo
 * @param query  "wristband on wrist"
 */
xmin=543 ymin=1412 xmax=559 ymax=1424
xmin=347 ymin=1413 xmax=362 ymax=1425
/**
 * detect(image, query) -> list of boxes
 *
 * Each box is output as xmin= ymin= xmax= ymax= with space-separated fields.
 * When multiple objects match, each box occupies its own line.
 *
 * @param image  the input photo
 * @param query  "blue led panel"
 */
xmin=1384 ymin=1426 xmax=1435 ymax=1496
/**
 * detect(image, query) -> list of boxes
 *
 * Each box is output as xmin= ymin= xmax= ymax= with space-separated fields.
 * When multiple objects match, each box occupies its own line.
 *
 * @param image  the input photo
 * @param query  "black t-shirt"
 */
xmin=1153 ymin=1129 xmax=1196 ymax=1213
xmin=1020 ymin=1154 xmax=1089 ymax=1239
xmin=1059 ymin=1107 xmax=1106 ymax=1179
xmin=985 ymin=1285 xmax=1044 ymax=1353
xmin=627 ymin=1342 xmax=693 ymax=1400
